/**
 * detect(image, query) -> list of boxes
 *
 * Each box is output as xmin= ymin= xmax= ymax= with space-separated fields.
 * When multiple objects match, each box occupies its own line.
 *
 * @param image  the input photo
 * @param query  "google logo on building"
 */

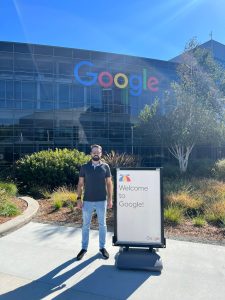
xmin=74 ymin=61 xmax=159 ymax=96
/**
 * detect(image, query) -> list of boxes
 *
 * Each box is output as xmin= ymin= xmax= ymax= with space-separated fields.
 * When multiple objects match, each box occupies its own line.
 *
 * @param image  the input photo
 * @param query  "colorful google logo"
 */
xmin=119 ymin=175 xmax=131 ymax=182
xmin=74 ymin=61 xmax=159 ymax=96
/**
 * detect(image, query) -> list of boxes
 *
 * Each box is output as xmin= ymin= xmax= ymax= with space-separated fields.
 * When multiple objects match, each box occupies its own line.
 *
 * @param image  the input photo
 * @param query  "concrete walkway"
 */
xmin=0 ymin=222 xmax=224 ymax=300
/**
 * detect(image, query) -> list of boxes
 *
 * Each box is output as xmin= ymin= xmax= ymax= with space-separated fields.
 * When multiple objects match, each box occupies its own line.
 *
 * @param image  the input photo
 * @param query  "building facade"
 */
xmin=0 ymin=41 xmax=178 ymax=167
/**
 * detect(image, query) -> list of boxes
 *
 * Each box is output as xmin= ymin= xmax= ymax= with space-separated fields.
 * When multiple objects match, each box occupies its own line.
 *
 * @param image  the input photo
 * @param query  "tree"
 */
xmin=137 ymin=98 xmax=162 ymax=146
xmin=138 ymin=38 xmax=225 ymax=173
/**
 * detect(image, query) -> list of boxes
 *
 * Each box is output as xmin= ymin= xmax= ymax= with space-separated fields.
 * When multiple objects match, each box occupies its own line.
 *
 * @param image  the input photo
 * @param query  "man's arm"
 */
xmin=77 ymin=177 xmax=84 ymax=209
xmin=106 ymin=177 xmax=113 ymax=209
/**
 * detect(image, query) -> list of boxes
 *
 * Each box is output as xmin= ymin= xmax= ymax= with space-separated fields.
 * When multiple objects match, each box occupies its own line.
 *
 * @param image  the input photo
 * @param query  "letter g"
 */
xmin=74 ymin=61 xmax=97 ymax=86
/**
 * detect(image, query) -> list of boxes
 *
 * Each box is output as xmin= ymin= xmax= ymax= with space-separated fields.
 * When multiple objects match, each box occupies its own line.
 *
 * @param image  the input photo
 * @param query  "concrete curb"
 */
xmin=0 ymin=196 xmax=39 ymax=237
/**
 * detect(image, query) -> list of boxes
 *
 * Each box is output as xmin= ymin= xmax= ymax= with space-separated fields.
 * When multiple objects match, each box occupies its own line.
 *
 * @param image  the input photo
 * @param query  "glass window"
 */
xmin=91 ymin=51 xmax=108 ymax=60
xmin=40 ymin=82 xmax=54 ymax=101
xmin=22 ymin=101 xmax=35 ymax=109
xmin=6 ymin=101 xmax=14 ymax=109
xmin=34 ymin=45 xmax=53 ymax=56
xmin=54 ymin=47 xmax=72 ymax=57
xmin=14 ymin=53 xmax=34 ymax=72
xmin=14 ymin=43 xmax=32 ymax=54
xmin=58 ymin=102 xmax=70 ymax=109
xmin=0 ymin=128 xmax=13 ymax=140
xmin=40 ymin=102 xmax=54 ymax=110
xmin=0 ymin=53 xmax=13 ymax=70
xmin=15 ymin=101 xmax=22 ymax=109
xmin=6 ymin=81 xmax=13 ymax=99
xmin=88 ymin=87 xmax=101 ymax=109
xmin=22 ymin=81 xmax=37 ymax=100
xmin=19 ymin=118 xmax=34 ymax=127
xmin=71 ymin=86 xmax=84 ymax=104
xmin=0 ymin=80 xmax=5 ymax=99
xmin=73 ymin=49 xmax=90 ymax=59
xmin=0 ymin=42 xmax=13 ymax=52
xmin=0 ymin=100 xmax=5 ymax=108
xmin=14 ymin=81 xmax=21 ymax=100
xmin=0 ymin=118 xmax=14 ymax=126
xmin=34 ymin=117 xmax=54 ymax=128
xmin=58 ymin=62 xmax=73 ymax=75
xmin=107 ymin=53 xmax=125 ymax=63
xmin=59 ymin=84 xmax=69 ymax=101
xmin=35 ymin=60 xmax=53 ymax=73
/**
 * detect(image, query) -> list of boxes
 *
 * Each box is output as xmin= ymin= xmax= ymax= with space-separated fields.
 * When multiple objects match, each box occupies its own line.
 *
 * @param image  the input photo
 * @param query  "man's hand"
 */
xmin=107 ymin=198 xmax=113 ymax=209
xmin=77 ymin=199 xmax=83 ymax=209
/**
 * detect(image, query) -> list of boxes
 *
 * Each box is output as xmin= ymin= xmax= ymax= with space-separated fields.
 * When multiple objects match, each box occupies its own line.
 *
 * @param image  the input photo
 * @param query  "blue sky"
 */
xmin=0 ymin=0 xmax=224 ymax=60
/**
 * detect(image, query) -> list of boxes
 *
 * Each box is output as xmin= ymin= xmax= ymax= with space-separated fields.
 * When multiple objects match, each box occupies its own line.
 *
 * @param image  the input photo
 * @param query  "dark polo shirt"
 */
xmin=79 ymin=160 xmax=111 ymax=201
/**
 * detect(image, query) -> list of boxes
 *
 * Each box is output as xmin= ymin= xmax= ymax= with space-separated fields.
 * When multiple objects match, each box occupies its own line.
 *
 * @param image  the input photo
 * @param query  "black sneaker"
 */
xmin=99 ymin=248 xmax=109 ymax=259
xmin=76 ymin=249 xmax=87 ymax=260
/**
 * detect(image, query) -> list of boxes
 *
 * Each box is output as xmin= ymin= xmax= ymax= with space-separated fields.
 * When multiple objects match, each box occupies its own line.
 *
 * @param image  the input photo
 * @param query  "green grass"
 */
xmin=164 ymin=178 xmax=225 ymax=227
xmin=164 ymin=206 xmax=183 ymax=225
xmin=0 ymin=182 xmax=17 ymax=196
xmin=192 ymin=216 xmax=206 ymax=227
xmin=205 ymin=201 xmax=225 ymax=227
xmin=51 ymin=187 xmax=77 ymax=211
xmin=53 ymin=199 xmax=63 ymax=210
xmin=0 ymin=186 xmax=21 ymax=217
xmin=0 ymin=201 xmax=20 ymax=217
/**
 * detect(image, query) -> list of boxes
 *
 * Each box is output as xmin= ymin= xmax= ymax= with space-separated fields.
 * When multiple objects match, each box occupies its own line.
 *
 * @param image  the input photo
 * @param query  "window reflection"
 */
xmin=0 ymin=41 xmax=175 ymax=166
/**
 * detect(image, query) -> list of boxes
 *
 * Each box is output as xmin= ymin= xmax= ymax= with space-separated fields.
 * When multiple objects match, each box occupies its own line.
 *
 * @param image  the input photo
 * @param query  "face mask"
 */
xmin=92 ymin=155 xmax=100 ymax=161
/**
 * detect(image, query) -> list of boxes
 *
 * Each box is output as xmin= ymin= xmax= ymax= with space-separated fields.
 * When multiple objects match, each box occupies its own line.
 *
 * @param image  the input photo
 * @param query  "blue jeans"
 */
xmin=82 ymin=200 xmax=107 ymax=250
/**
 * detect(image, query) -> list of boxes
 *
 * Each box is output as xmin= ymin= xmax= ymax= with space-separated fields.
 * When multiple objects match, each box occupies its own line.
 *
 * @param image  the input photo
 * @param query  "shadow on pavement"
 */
xmin=0 ymin=255 xmax=99 ymax=300
xmin=0 ymin=254 xmax=161 ymax=300
xmin=53 ymin=265 xmax=160 ymax=300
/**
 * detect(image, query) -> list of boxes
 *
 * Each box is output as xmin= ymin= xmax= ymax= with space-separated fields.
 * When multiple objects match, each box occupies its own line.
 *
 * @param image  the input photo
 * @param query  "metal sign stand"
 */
xmin=113 ymin=168 xmax=165 ymax=272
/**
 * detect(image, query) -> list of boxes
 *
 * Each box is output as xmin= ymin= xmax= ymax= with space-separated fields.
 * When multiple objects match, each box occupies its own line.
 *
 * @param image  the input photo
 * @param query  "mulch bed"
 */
xmin=34 ymin=199 xmax=114 ymax=228
xmin=34 ymin=199 xmax=225 ymax=246
xmin=0 ymin=197 xmax=28 ymax=225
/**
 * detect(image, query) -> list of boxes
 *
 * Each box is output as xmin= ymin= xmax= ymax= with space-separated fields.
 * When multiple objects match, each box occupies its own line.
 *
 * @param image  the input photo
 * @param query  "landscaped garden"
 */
xmin=0 ymin=148 xmax=224 ymax=245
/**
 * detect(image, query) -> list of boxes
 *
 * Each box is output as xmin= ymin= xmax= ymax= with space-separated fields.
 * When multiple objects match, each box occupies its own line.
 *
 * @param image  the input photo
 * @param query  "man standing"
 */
xmin=76 ymin=144 xmax=113 ymax=260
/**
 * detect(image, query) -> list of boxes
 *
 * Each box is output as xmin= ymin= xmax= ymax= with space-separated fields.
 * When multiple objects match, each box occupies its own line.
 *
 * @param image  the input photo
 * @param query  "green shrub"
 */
xmin=205 ymin=201 xmax=225 ymax=226
xmin=192 ymin=216 xmax=206 ymax=227
xmin=187 ymin=159 xmax=214 ymax=178
xmin=190 ymin=179 xmax=225 ymax=204
xmin=40 ymin=188 xmax=52 ymax=199
xmin=164 ymin=177 xmax=225 ymax=227
xmin=164 ymin=206 xmax=183 ymax=225
xmin=0 ymin=188 xmax=20 ymax=217
xmin=0 ymin=187 xmax=9 ymax=203
xmin=15 ymin=148 xmax=90 ymax=189
xmin=23 ymin=185 xmax=52 ymax=199
xmin=0 ymin=202 xmax=20 ymax=217
xmin=103 ymin=151 xmax=137 ymax=170
xmin=0 ymin=182 xmax=17 ymax=196
xmin=52 ymin=186 xmax=77 ymax=206
xmin=53 ymin=199 xmax=63 ymax=210
xmin=51 ymin=187 xmax=77 ymax=211
xmin=212 ymin=159 xmax=225 ymax=181
xmin=166 ymin=191 xmax=203 ymax=217
xmin=0 ymin=165 xmax=14 ymax=181
xmin=164 ymin=178 xmax=192 ymax=195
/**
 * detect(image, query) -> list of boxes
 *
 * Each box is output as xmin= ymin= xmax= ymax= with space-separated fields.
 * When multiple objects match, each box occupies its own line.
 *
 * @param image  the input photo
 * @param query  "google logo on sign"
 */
xmin=74 ymin=61 xmax=159 ymax=96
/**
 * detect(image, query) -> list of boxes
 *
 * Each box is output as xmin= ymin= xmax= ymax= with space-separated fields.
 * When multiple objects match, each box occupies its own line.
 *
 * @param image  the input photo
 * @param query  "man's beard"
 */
xmin=92 ymin=155 xmax=100 ymax=161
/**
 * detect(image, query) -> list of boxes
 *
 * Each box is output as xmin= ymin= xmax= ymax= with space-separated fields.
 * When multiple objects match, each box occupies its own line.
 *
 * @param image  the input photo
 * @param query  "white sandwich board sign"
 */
xmin=113 ymin=168 xmax=165 ymax=248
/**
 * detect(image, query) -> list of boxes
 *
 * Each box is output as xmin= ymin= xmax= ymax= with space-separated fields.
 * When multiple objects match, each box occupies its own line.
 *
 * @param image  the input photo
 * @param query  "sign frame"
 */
xmin=112 ymin=167 xmax=166 ymax=248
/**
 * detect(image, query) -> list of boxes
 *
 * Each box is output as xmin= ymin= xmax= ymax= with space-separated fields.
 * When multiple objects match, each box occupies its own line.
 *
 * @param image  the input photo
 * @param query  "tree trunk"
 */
xmin=168 ymin=143 xmax=195 ymax=173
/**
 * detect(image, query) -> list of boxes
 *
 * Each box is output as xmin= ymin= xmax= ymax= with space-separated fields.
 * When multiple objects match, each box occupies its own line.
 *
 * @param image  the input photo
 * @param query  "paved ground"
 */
xmin=0 ymin=222 xmax=224 ymax=300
